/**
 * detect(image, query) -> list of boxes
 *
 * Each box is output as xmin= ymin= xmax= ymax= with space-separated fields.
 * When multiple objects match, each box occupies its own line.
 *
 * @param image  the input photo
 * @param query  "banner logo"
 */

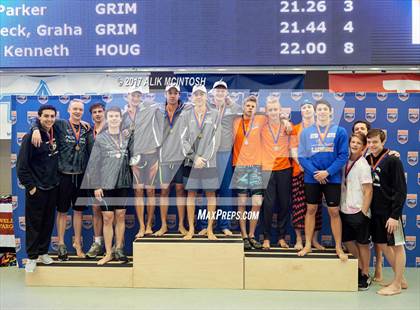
xmin=344 ymin=107 xmax=355 ymax=122
xmin=398 ymin=92 xmax=409 ymax=101
xmin=10 ymin=154 xmax=16 ymax=169
xmin=405 ymin=236 xmax=416 ymax=251
xmin=59 ymin=95 xmax=70 ymax=104
xmin=38 ymin=95 xmax=48 ymax=105
xmin=408 ymin=108 xmax=419 ymax=123
xmin=402 ymin=214 xmax=407 ymax=228
xmin=397 ymin=130 xmax=408 ymax=144
xmin=416 ymin=257 xmax=420 ymax=267
xmin=27 ymin=111 xmax=38 ymax=125
xmin=387 ymin=108 xmax=398 ymax=123
xmin=82 ymin=215 xmax=93 ymax=230
xmin=269 ymin=91 xmax=281 ymax=98
xmin=16 ymin=95 xmax=27 ymax=104
xmin=407 ymin=194 xmax=417 ymax=208
xmin=15 ymin=238 xmax=21 ymax=253
xmin=80 ymin=95 xmax=91 ymax=104
xmin=102 ymin=94 xmax=113 ymax=103
xmin=312 ymin=92 xmax=323 ymax=101
xmin=17 ymin=132 xmax=26 ymax=146
xmin=66 ymin=215 xmax=72 ymax=230
xmin=125 ymin=214 xmax=135 ymax=229
xmin=418 ymin=173 xmax=420 ymax=186
xmin=377 ymin=92 xmax=388 ymax=101
xmin=365 ymin=108 xmax=376 ymax=122
xmin=167 ymin=214 xmax=176 ymax=230
xmin=416 ymin=215 xmax=420 ymax=229
xmin=11 ymin=111 xmax=17 ymax=125
xmin=355 ymin=92 xmax=366 ymax=101
xmin=291 ymin=92 xmax=302 ymax=101
xmin=50 ymin=236 xmax=59 ymax=251
xmin=321 ymin=235 xmax=333 ymax=247
xmin=12 ymin=196 xmax=18 ymax=211
xmin=333 ymin=92 xmax=344 ymax=101
xmin=18 ymin=216 xmax=26 ymax=231
xmin=407 ymin=152 xmax=418 ymax=166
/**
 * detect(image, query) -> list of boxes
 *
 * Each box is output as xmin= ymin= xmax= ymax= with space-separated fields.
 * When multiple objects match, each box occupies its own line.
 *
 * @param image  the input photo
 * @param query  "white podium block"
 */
xmin=25 ymin=255 xmax=133 ymax=288
xmin=133 ymin=234 xmax=244 ymax=289
xmin=244 ymin=248 xmax=358 ymax=291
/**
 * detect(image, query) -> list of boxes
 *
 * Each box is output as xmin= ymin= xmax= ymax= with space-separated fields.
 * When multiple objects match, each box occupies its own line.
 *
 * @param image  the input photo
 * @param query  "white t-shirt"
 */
xmin=340 ymin=156 xmax=373 ymax=217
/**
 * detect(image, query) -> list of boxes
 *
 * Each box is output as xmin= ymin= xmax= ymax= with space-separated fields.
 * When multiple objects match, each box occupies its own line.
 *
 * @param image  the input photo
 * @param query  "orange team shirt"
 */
xmin=261 ymin=122 xmax=298 ymax=171
xmin=291 ymin=123 xmax=303 ymax=177
xmin=232 ymin=115 xmax=266 ymax=166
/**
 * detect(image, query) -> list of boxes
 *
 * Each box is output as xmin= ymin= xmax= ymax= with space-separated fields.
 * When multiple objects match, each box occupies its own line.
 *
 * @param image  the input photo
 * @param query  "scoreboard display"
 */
xmin=0 ymin=0 xmax=419 ymax=68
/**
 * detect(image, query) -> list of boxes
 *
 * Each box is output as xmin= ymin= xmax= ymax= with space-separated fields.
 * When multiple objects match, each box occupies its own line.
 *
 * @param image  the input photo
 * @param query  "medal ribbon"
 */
xmin=242 ymin=116 xmax=254 ymax=143
xmin=108 ymin=131 xmax=123 ymax=154
xmin=345 ymin=155 xmax=362 ymax=183
xmin=268 ymin=122 xmax=282 ymax=145
xmin=369 ymin=149 xmax=390 ymax=171
xmin=316 ymin=123 xmax=331 ymax=145
xmin=193 ymin=107 xmax=207 ymax=130
xmin=69 ymin=121 xmax=81 ymax=146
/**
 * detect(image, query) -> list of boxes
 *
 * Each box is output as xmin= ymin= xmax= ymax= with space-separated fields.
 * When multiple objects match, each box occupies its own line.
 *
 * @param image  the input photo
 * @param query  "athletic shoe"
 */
xmin=249 ymin=238 xmax=262 ymax=249
xmin=57 ymin=244 xmax=68 ymax=261
xmin=38 ymin=254 xmax=54 ymax=265
xmin=25 ymin=259 xmax=37 ymax=273
xmin=358 ymin=274 xmax=372 ymax=291
xmin=114 ymin=248 xmax=128 ymax=263
xmin=243 ymin=238 xmax=252 ymax=250
xmin=86 ymin=242 xmax=104 ymax=259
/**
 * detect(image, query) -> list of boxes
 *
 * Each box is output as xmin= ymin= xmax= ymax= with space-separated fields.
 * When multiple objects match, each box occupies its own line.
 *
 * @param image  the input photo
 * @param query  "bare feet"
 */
xmin=222 ymin=229 xmax=233 ymax=236
xmin=153 ymin=226 xmax=168 ymax=237
xmin=297 ymin=246 xmax=312 ymax=257
xmin=312 ymin=241 xmax=326 ymax=250
xmin=373 ymin=268 xmax=383 ymax=282
xmin=73 ymin=243 xmax=86 ymax=258
xmin=145 ymin=225 xmax=153 ymax=235
xmin=381 ymin=280 xmax=408 ymax=289
xmin=198 ymin=228 xmax=207 ymax=236
xmin=178 ymin=225 xmax=188 ymax=236
xmin=278 ymin=239 xmax=289 ymax=249
xmin=294 ymin=240 xmax=303 ymax=250
xmin=183 ymin=231 xmax=194 ymax=240
xmin=262 ymin=239 xmax=270 ymax=250
xmin=377 ymin=283 xmax=402 ymax=296
xmin=97 ymin=254 xmax=113 ymax=265
xmin=207 ymin=231 xmax=218 ymax=240
xmin=336 ymin=248 xmax=348 ymax=262
xmin=135 ymin=227 xmax=145 ymax=239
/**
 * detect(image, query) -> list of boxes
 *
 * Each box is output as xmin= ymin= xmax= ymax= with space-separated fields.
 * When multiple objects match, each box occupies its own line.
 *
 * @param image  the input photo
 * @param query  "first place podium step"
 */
xmin=133 ymin=234 xmax=244 ymax=289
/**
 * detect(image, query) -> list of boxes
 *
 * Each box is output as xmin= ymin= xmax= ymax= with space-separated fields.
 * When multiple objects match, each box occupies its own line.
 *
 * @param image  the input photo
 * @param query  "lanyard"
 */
xmin=370 ymin=150 xmax=390 ymax=171
xmin=194 ymin=107 xmax=207 ymax=130
xmin=316 ymin=123 xmax=330 ymax=145
xmin=268 ymin=122 xmax=282 ymax=145
xmin=345 ymin=155 xmax=362 ymax=180
xmin=242 ymin=116 xmax=254 ymax=143
xmin=69 ymin=121 xmax=81 ymax=146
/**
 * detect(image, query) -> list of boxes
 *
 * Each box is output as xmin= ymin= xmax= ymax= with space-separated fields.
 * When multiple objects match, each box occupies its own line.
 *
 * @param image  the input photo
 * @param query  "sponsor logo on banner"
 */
xmin=416 ymin=215 xmax=420 ymax=229
xmin=407 ymin=152 xmax=418 ymax=166
xmin=280 ymin=107 xmax=291 ymax=120
xmin=27 ymin=111 xmax=38 ymax=125
xmin=365 ymin=108 xmax=376 ymax=122
xmin=405 ymin=236 xmax=416 ymax=251
xmin=102 ymin=94 xmax=113 ymax=103
xmin=269 ymin=91 xmax=281 ymax=98
xmin=80 ymin=95 xmax=91 ymax=104
xmin=321 ymin=235 xmax=333 ymax=247
xmin=59 ymin=95 xmax=70 ymax=104
xmin=229 ymin=92 xmax=243 ymax=105
xmin=406 ymin=194 xmax=417 ymax=208
xmin=387 ymin=108 xmax=398 ymax=123
xmin=16 ymin=95 xmax=27 ymax=104
xmin=398 ymin=92 xmax=409 ymax=101
xmin=50 ymin=236 xmax=59 ymax=251
xmin=416 ymin=257 xmax=420 ymax=267
xmin=17 ymin=179 xmax=26 ymax=190
xmin=15 ymin=238 xmax=21 ymax=252
xmin=402 ymin=215 xmax=406 ymax=228
xmin=12 ymin=196 xmax=18 ymax=211
xmin=312 ymin=92 xmax=323 ymax=101
xmin=334 ymin=92 xmax=344 ymax=101
xmin=418 ymin=173 xmax=420 ymax=185
xmin=291 ymin=92 xmax=302 ymax=101
xmin=125 ymin=214 xmax=135 ymax=229
xmin=38 ymin=95 xmax=48 ymax=104
xmin=18 ymin=216 xmax=26 ymax=231
xmin=10 ymin=154 xmax=16 ymax=169
xmin=397 ymin=130 xmax=408 ymax=144
xmin=11 ymin=111 xmax=17 ymax=125
xmin=17 ymin=132 xmax=26 ymax=146
xmin=82 ymin=215 xmax=93 ymax=230
xmin=377 ymin=92 xmax=388 ymax=101
xmin=66 ymin=215 xmax=72 ymax=230
xmin=167 ymin=214 xmax=176 ymax=230
xmin=344 ymin=107 xmax=355 ymax=122
xmin=408 ymin=108 xmax=419 ymax=123
xmin=355 ymin=92 xmax=366 ymax=101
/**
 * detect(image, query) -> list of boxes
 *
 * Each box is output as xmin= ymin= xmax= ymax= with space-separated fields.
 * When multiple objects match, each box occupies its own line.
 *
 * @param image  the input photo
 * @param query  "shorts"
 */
xmin=371 ymin=214 xmax=406 ymax=246
xmin=340 ymin=211 xmax=371 ymax=244
xmin=304 ymin=183 xmax=341 ymax=207
xmin=95 ymin=188 xmax=129 ymax=212
xmin=57 ymin=173 xmax=86 ymax=213
xmin=232 ymin=165 xmax=263 ymax=196
xmin=159 ymin=161 xmax=185 ymax=185
xmin=183 ymin=167 xmax=219 ymax=192
xmin=132 ymin=153 xmax=158 ymax=187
